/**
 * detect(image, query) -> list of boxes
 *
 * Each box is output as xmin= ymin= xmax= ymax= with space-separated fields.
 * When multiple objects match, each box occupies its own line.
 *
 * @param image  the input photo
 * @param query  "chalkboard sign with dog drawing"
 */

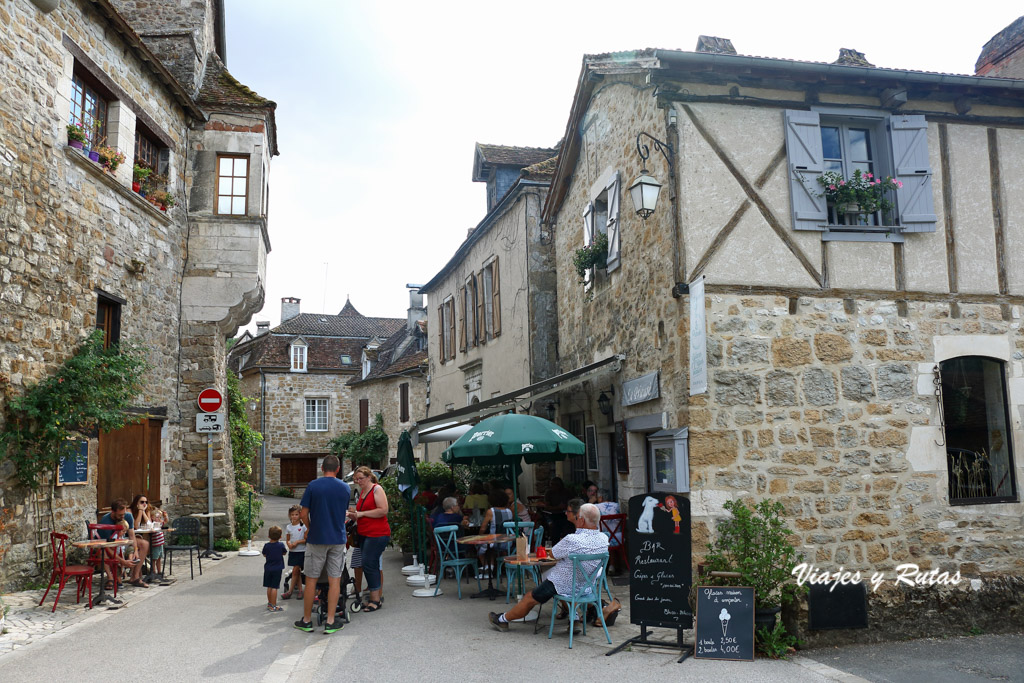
xmin=627 ymin=492 xmax=692 ymax=630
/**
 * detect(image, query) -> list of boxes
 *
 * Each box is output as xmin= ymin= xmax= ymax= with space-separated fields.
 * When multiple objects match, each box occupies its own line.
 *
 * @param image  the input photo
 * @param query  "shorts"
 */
xmin=263 ymin=569 xmax=282 ymax=589
xmin=150 ymin=544 xmax=164 ymax=560
xmin=531 ymin=579 xmax=558 ymax=604
xmin=349 ymin=546 xmax=382 ymax=571
xmin=304 ymin=544 xmax=346 ymax=579
xmin=288 ymin=551 xmax=305 ymax=568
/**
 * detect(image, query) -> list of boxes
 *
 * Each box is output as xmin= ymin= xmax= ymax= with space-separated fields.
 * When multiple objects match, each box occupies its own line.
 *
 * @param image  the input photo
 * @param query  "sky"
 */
xmin=224 ymin=0 xmax=1022 ymax=333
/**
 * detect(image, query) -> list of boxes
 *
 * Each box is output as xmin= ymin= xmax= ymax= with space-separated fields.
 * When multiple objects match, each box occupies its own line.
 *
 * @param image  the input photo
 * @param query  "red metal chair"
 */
xmin=39 ymin=532 xmax=93 ymax=612
xmin=600 ymin=513 xmax=629 ymax=570
xmin=87 ymin=523 xmax=124 ymax=597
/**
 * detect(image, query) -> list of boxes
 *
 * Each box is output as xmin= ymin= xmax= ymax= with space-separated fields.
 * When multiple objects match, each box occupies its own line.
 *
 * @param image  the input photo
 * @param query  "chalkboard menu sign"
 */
xmin=57 ymin=440 xmax=89 ymax=486
xmin=614 ymin=421 xmax=628 ymax=474
xmin=694 ymin=585 xmax=755 ymax=661
xmin=627 ymin=492 xmax=692 ymax=629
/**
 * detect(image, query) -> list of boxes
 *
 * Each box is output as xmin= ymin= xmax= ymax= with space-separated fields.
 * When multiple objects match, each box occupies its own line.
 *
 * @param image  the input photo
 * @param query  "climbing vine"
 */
xmin=0 ymin=330 xmax=150 ymax=490
xmin=226 ymin=369 xmax=262 ymax=495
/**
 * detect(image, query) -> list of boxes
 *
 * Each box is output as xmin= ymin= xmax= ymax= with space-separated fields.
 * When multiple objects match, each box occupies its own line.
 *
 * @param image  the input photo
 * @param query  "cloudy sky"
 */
xmin=224 ymin=0 xmax=1021 ymax=332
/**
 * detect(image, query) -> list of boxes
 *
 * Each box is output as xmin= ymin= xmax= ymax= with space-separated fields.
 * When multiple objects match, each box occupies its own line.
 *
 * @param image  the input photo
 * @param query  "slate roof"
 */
xmin=476 ymin=144 xmax=559 ymax=167
xmin=977 ymin=16 xmax=1024 ymax=74
xmin=274 ymin=313 xmax=404 ymax=339
xmin=348 ymin=324 xmax=428 ymax=386
xmin=196 ymin=52 xmax=279 ymax=156
xmin=520 ymin=155 xmax=558 ymax=181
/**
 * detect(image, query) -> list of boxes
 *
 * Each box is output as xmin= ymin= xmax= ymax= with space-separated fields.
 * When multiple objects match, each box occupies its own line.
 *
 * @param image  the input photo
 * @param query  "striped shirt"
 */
xmin=544 ymin=528 xmax=609 ymax=596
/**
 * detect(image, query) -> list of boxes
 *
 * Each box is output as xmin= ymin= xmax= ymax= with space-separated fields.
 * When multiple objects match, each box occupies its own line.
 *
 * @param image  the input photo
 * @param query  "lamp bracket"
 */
xmin=636 ymin=131 xmax=674 ymax=171
xmin=671 ymin=282 xmax=689 ymax=298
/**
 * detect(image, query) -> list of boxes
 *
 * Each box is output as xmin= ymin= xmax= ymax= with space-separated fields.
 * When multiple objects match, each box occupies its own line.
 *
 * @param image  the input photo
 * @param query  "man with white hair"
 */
xmin=488 ymin=498 xmax=608 ymax=632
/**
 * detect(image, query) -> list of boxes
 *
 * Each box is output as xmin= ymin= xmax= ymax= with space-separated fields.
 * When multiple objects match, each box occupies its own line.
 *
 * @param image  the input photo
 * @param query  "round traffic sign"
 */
xmin=197 ymin=387 xmax=223 ymax=413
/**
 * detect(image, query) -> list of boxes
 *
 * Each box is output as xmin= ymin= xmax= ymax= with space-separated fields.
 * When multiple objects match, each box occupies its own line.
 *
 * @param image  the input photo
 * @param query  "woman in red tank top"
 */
xmin=347 ymin=466 xmax=390 ymax=611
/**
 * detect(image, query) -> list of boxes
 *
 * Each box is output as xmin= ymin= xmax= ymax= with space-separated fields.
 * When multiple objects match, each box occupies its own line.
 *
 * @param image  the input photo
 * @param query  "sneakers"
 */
xmin=267 ymin=604 xmax=284 ymax=612
xmin=323 ymin=620 xmax=343 ymax=634
xmin=488 ymin=612 xmax=509 ymax=632
xmin=293 ymin=618 xmax=314 ymax=632
xmin=295 ymin=590 xmax=304 ymax=600
xmin=282 ymin=590 xmax=293 ymax=600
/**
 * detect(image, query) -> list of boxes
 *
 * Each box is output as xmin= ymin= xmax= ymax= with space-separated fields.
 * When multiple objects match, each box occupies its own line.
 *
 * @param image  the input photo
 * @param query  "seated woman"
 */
xmin=462 ymin=480 xmax=488 ymax=526
xmin=503 ymin=486 xmax=531 ymax=524
xmin=476 ymin=489 xmax=513 ymax=578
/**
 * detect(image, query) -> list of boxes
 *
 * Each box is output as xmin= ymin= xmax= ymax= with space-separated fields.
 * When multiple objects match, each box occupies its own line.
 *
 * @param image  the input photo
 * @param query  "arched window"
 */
xmin=939 ymin=356 xmax=1017 ymax=504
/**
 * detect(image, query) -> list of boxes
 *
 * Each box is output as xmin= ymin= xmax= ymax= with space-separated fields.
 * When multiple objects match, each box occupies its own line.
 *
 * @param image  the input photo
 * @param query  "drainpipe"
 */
xmin=259 ymin=369 xmax=266 ymax=493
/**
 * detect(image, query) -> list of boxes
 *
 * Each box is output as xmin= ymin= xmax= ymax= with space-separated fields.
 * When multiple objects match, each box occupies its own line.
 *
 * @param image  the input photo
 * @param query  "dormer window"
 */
xmin=361 ymin=350 xmax=373 ymax=379
xmin=290 ymin=339 xmax=307 ymax=372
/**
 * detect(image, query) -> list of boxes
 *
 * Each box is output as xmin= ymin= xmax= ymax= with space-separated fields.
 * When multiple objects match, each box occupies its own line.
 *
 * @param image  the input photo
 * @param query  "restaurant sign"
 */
xmin=622 ymin=371 xmax=659 ymax=406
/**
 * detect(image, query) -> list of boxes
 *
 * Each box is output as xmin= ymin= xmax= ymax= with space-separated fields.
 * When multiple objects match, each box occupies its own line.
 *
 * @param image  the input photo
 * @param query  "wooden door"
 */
xmin=97 ymin=419 xmax=162 ymax=509
xmin=280 ymin=457 xmax=317 ymax=486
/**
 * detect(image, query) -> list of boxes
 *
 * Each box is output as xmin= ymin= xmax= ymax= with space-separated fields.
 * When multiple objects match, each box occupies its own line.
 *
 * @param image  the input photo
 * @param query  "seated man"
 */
xmin=98 ymin=498 xmax=150 ymax=588
xmin=488 ymin=499 xmax=608 ymax=632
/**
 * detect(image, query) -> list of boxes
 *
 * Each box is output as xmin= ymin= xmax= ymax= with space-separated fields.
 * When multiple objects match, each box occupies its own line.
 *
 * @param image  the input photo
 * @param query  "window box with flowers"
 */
xmin=817 ymin=169 xmax=902 ymax=228
xmin=573 ymin=231 xmax=609 ymax=282
xmin=132 ymin=163 xmax=151 ymax=194
xmin=66 ymin=123 xmax=89 ymax=150
xmin=95 ymin=146 xmax=126 ymax=175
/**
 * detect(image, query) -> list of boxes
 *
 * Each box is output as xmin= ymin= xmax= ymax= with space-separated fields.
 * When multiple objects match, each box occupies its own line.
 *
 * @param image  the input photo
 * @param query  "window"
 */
xmin=96 ymin=293 xmax=121 ymax=349
xmin=216 ymin=155 xmax=248 ymax=215
xmin=481 ymin=259 xmax=501 ymax=339
xmin=305 ymin=398 xmax=328 ymax=432
xmin=134 ymin=126 xmax=165 ymax=173
xmin=439 ymin=297 xmax=456 ymax=362
xmin=582 ymin=170 xmax=622 ymax=283
xmin=784 ymin=110 xmax=937 ymax=237
xmin=290 ymin=342 xmax=307 ymax=372
xmin=646 ymin=428 xmax=690 ymax=493
xmin=69 ymin=70 xmax=108 ymax=149
xmin=464 ymin=277 xmax=477 ymax=348
xmin=939 ymin=357 xmax=1017 ymax=505
xmin=400 ymin=383 xmax=410 ymax=422
xmin=341 ymin=354 xmax=351 ymax=365
xmin=359 ymin=399 xmax=369 ymax=433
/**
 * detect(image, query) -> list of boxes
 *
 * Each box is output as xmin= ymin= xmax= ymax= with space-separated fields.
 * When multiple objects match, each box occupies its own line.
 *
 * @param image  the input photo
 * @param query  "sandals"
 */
xmin=361 ymin=599 xmax=382 ymax=612
xmin=130 ymin=579 xmax=150 ymax=588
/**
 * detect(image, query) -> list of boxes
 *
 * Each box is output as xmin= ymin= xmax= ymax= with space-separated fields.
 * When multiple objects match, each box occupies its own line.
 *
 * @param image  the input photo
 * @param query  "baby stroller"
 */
xmin=283 ymin=558 xmax=355 ymax=626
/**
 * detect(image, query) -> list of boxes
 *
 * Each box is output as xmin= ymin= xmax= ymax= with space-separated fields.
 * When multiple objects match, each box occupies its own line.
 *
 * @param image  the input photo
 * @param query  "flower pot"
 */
xmin=836 ymin=202 xmax=865 ymax=215
xmin=754 ymin=606 xmax=781 ymax=636
xmin=88 ymin=151 xmax=100 ymax=162
xmin=68 ymin=140 xmax=84 ymax=150
xmin=160 ymin=205 xmax=167 ymax=212
xmin=132 ymin=182 xmax=141 ymax=193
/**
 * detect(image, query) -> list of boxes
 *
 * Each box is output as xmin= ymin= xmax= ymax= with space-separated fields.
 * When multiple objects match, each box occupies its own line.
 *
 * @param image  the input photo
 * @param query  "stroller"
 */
xmin=283 ymin=556 xmax=356 ymax=626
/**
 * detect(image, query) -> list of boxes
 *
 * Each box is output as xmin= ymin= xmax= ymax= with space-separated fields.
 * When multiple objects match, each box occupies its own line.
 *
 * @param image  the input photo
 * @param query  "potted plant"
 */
xmin=702 ymin=499 xmax=805 ymax=639
xmin=66 ymin=123 xmax=88 ymax=149
xmin=95 ymin=146 xmax=126 ymax=175
xmin=573 ymin=231 xmax=609 ymax=281
xmin=147 ymin=189 xmax=174 ymax=211
xmin=817 ymin=169 xmax=901 ymax=219
xmin=132 ymin=164 xmax=151 ymax=194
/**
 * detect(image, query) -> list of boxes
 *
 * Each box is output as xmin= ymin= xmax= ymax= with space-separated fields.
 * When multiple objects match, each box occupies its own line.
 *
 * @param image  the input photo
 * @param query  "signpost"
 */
xmin=694 ymin=585 xmax=755 ymax=661
xmin=606 ymin=492 xmax=693 ymax=662
xmin=196 ymin=387 xmax=224 ymax=558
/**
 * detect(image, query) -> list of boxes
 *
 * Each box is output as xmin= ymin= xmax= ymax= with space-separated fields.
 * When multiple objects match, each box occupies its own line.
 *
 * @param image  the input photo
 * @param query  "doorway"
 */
xmin=97 ymin=419 xmax=162 ymax=510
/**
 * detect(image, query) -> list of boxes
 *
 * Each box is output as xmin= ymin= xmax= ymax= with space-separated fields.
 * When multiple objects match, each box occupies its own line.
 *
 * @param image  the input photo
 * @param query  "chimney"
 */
xmin=406 ymin=285 xmax=426 ymax=332
xmin=281 ymin=297 xmax=301 ymax=322
xmin=976 ymin=16 xmax=1024 ymax=78
xmin=256 ymin=321 xmax=270 ymax=335
xmin=695 ymin=36 xmax=737 ymax=55
xmin=833 ymin=48 xmax=874 ymax=67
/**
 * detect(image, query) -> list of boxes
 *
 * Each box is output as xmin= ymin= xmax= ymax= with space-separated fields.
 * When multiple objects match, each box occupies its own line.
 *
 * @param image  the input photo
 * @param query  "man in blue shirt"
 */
xmin=97 ymin=499 xmax=149 ymax=588
xmin=295 ymin=454 xmax=351 ymax=634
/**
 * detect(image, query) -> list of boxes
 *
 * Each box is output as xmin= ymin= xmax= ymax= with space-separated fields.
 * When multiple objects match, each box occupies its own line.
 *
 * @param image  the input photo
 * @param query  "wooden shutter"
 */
xmin=583 ymin=202 xmax=594 ymax=287
xmin=605 ymin=172 xmax=621 ymax=270
xmin=458 ymin=287 xmax=467 ymax=352
xmin=400 ymin=383 xmax=409 ymax=422
xmin=359 ymin=399 xmax=369 ymax=433
xmin=446 ymin=299 xmax=456 ymax=360
xmin=890 ymin=114 xmax=937 ymax=233
xmin=783 ymin=110 xmax=827 ymax=231
xmin=491 ymin=257 xmax=501 ymax=337
xmin=437 ymin=305 xmax=445 ymax=361
xmin=476 ymin=270 xmax=486 ymax=342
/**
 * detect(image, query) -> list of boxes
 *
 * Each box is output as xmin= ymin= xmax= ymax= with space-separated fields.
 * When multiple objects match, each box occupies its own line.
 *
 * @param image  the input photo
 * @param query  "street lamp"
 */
xmin=629 ymin=132 xmax=674 ymax=220
xmin=597 ymin=391 xmax=612 ymax=416
xmin=545 ymin=401 xmax=557 ymax=421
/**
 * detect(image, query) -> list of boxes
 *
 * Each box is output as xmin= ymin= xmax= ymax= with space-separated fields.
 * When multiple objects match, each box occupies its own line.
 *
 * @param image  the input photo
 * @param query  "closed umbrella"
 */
xmin=396 ymin=431 xmax=419 ymax=502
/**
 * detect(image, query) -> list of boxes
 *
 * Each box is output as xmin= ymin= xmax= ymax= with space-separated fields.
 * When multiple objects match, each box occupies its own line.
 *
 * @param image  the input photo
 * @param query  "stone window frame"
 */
xmin=304 ymin=397 xmax=329 ymax=432
xmin=60 ymin=35 xmax=176 ymax=188
xmin=937 ymin=355 xmax=1019 ymax=506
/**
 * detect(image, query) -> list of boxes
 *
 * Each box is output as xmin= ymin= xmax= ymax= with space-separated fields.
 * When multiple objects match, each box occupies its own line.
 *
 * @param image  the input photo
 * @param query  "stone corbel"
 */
xmin=31 ymin=0 xmax=60 ymax=13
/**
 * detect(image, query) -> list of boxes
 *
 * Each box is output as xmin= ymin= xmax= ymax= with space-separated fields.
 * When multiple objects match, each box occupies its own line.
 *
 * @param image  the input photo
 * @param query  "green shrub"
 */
xmin=270 ymin=486 xmax=294 ymax=498
xmin=329 ymin=413 xmax=388 ymax=469
xmin=234 ymin=483 xmax=264 ymax=541
xmin=416 ymin=461 xmax=454 ymax=489
xmin=214 ymin=537 xmax=241 ymax=552
xmin=756 ymin=621 xmax=801 ymax=658
xmin=227 ymin=370 xmax=262 ymax=497
xmin=380 ymin=475 xmax=413 ymax=551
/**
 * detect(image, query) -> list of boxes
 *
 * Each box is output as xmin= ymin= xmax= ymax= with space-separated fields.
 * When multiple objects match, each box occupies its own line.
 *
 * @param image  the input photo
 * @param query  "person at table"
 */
xmin=294 ymin=454 xmax=350 ymax=635
xmin=583 ymin=480 xmax=601 ymax=504
xmin=98 ymin=498 xmax=150 ymax=588
xmin=129 ymin=494 xmax=151 ymax=528
xmin=543 ymin=477 xmax=570 ymax=511
xmin=487 ymin=500 xmax=609 ymax=632
xmin=503 ymin=485 xmax=531 ymax=524
xmin=475 ymin=489 xmax=513 ymax=578
xmin=462 ymin=480 xmax=488 ymax=526
xmin=431 ymin=496 xmax=468 ymax=529
xmin=347 ymin=465 xmax=390 ymax=612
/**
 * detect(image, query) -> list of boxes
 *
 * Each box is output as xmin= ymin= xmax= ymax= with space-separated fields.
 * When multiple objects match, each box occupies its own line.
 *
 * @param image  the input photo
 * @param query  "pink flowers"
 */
xmin=816 ymin=169 xmax=900 ymax=218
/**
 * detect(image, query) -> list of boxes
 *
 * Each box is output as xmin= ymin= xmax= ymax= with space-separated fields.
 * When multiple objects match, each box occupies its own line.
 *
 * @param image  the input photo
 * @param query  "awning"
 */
xmin=410 ymin=354 xmax=624 ymax=445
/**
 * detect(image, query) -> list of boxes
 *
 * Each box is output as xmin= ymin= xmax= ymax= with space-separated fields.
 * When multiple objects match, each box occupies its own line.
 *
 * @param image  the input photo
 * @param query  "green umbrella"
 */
xmin=396 ymin=430 xmax=419 ymax=502
xmin=442 ymin=412 xmax=584 ymax=530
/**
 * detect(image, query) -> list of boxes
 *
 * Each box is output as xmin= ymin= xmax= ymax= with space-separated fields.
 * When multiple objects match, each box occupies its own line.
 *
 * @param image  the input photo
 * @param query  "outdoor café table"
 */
xmin=503 ymin=553 xmax=556 ymax=625
xmin=190 ymin=512 xmax=227 ymax=559
xmin=72 ymin=538 xmax=132 ymax=607
xmin=132 ymin=525 xmax=166 ymax=580
xmin=458 ymin=534 xmax=515 ymax=600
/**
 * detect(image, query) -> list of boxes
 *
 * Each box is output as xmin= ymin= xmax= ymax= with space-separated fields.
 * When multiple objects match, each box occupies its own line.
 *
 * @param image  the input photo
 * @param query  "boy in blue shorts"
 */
xmin=262 ymin=526 xmax=286 ymax=612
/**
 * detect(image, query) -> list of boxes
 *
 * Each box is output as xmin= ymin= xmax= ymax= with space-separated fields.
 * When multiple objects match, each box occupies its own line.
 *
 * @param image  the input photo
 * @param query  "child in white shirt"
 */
xmin=282 ymin=505 xmax=307 ymax=599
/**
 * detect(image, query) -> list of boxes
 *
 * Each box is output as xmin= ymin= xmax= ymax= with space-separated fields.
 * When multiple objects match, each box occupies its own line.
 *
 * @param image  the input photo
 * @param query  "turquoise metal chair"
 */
xmin=599 ymin=531 xmax=615 ymax=602
xmin=501 ymin=523 xmax=544 ymax=602
xmin=547 ymin=552 xmax=611 ymax=648
xmin=433 ymin=524 xmax=480 ymax=599
xmin=497 ymin=520 xmax=534 ymax=592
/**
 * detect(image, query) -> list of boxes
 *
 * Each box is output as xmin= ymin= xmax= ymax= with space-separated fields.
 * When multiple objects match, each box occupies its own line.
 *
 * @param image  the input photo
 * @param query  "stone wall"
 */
xmin=350 ymin=374 xmax=427 ymax=465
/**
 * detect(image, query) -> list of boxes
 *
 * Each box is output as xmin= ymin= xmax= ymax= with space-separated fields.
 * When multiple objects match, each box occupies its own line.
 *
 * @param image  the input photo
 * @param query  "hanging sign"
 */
xmin=622 ymin=371 xmax=659 ymax=406
xmin=196 ymin=412 xmax=225 ymax=433
xmin=689 ymin=276 xmax=707 ymax=396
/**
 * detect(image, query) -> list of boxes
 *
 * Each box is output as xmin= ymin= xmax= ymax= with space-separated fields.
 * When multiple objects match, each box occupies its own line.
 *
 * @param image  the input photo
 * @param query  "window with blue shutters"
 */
xmin=785 ymin=109 xmax=937 ymax=240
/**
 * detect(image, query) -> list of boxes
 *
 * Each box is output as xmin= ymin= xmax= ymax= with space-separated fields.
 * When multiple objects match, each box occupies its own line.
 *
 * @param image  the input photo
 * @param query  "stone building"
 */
xmin=0 ymin=0 xmax=275 ymax=586
xmin=347 ymin=290 xmax=429 ymax=465
xmin=542 ymin=28 xmax=1024 ymax=639
xmin=229 ymin=298 xmax=403 ymax=490
xmin=415 ymin=143 xmax=565 ymax=496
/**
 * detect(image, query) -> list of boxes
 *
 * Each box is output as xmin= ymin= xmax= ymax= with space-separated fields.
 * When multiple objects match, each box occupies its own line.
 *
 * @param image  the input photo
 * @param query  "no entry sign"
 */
xmin=197 ymin=388 xmax=223 ymax=413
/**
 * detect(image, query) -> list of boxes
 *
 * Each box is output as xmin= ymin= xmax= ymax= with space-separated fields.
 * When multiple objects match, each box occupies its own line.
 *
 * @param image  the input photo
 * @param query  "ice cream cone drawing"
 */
xmin=719 ymin=608 xmax=731 ymax=636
